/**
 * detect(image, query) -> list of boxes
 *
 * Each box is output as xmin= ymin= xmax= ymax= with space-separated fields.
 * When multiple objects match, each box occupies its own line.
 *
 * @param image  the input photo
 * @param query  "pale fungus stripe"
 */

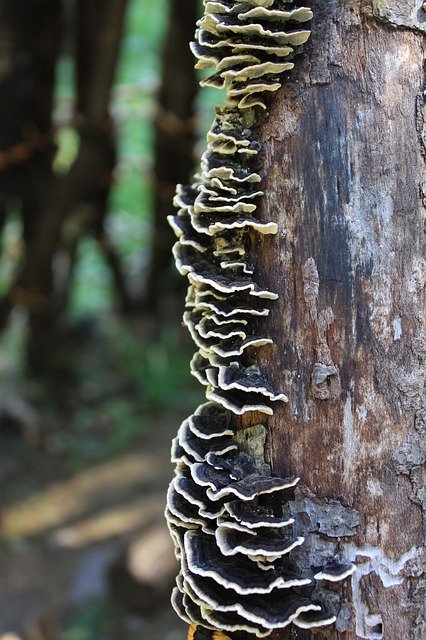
xmin=165 ymin=0 xmax=355 ymax=637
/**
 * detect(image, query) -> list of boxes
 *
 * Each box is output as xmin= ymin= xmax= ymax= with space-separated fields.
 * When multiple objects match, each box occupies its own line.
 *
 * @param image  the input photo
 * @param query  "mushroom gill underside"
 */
xmin=166 ymin=1 xmax=355 ymax=637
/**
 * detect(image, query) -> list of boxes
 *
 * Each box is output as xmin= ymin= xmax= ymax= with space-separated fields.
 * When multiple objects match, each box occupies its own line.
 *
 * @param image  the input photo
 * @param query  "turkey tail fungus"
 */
xmin=165 ymin=0 xmax=426 ymax=638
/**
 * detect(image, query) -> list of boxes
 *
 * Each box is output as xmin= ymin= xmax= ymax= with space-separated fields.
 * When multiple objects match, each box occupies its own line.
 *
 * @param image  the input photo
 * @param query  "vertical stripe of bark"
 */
xmin=245 ymin=2 xmax=425 ymax=639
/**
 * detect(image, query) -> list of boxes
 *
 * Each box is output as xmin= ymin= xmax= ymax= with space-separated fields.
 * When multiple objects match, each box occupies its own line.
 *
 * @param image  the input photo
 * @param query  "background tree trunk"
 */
xmin=17 ymin=0 xmax=129 ymax=373
xmin=245 ymin=2 xmax=425 ymax=638
xmin=0 ymin=0 xmax=60 ymax=328
xmin=143 ymin=0 xmax=198 ymax=310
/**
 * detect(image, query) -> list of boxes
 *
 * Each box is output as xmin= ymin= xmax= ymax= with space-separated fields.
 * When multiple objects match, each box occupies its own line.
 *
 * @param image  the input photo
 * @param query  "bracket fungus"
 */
xmin=166 ymin=1 xmax=356 ymax=637
xmin=313 ymin=558 xmax=357 ymax=583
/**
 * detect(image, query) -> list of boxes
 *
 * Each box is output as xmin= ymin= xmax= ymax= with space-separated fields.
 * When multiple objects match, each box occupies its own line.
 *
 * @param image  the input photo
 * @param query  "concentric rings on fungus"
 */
xmin=314 ymin=558 xmax=357 ymax=582
xmin=222 ymin=501 xmax=295 ymax=529
xmin=165 ymin=1 xmax=355 ymax=636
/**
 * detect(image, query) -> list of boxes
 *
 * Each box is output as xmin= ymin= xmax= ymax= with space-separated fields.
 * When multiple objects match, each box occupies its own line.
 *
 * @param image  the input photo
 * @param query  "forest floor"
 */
xmin=0 ymin=309 xmax=200 ymax=640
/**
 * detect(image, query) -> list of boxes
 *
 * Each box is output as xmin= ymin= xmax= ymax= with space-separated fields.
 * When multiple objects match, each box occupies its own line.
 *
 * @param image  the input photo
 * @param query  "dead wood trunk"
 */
xmin=143 ymin=0 xmax=198 ymax=310
xmin=246 ymin=2 xmax=425 ymax=639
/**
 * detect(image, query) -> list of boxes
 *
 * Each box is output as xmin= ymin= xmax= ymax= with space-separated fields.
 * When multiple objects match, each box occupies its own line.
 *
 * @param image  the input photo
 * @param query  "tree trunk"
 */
xmin=18 ymin=0 xmax=128 ymax=372
xmin=0 ymin=0 xmax=60 ymax=286
xmin=248 ymin=2 xmax=425 ymax=638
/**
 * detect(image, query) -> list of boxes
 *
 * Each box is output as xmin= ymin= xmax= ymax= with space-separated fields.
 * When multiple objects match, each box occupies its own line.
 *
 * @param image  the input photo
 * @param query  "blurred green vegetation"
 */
xmin=0 ymin=4 xmax=213 ymax=639
xmin=46 ymin=320 xmax=202 ymax=473
xmin=61 ymin=0 xmax=169 ymax=314
xmin=56 ymin=0 xmax=218 ymax=317
xmin=0 ymin=0 xmax=209 ymax=477
xmin=61 ymin=601 xmax=117 ymax=640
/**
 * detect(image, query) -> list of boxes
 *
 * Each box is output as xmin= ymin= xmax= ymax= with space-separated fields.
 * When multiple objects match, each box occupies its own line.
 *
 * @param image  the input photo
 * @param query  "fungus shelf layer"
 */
xmin=166 ymin=1 xmax=355 ymax=637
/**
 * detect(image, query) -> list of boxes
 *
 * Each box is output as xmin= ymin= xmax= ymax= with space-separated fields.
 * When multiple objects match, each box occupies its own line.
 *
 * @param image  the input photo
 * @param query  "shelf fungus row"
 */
xmin=191 ymin=0 xmax=313 ymax=111
xmin=166 ymin=1 xmax=355 ymax=637
xmin=167 ymin=405 xmax=355 ymax=636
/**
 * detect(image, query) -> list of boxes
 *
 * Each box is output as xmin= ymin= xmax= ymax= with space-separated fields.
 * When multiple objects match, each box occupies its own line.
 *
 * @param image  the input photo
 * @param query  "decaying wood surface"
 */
xmin=244 ymin=1 xmax=425 ymax=638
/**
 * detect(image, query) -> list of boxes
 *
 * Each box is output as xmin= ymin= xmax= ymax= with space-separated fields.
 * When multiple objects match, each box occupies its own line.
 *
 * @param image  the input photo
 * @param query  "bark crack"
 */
xmin=302 ymin=258 xmax=342 ymax=401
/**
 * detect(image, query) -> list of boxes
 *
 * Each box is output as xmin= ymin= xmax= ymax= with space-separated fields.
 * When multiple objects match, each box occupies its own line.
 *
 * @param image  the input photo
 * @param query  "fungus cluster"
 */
xmin=166 ymin=1 xmax=355 ymax=637
xmin=167 ymin=404 xmax=353 ymax=636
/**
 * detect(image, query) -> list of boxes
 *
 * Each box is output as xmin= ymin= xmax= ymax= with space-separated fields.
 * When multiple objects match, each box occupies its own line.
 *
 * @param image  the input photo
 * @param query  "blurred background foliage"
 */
xmin=0 ymin=1 xmax=217 ymax=639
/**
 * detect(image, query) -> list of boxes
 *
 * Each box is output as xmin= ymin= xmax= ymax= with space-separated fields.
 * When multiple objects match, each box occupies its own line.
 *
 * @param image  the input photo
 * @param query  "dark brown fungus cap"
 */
xmin=207 ymin=137 xmax=260 ymax=156
xmin=173 ymin=183 xmax=198 ymax=210
xmin=213 ymin=244 xmax=247 ymax=258
xmin=184 ymin=316 xmax=273 ymax=361
xmin=200 ymin=191 xmax=261 ymax=211
xmin=196 ymin=318 xmax=249 ymax=341
xmin=190 ymin=462 xmax=236 ymax=491
xmin=197 ymin=31 xmax=293 ymax=58
xmin=202 ymin=163 xmax=261 ymax=184
xmin=206 ymin=387 xmax=277 ymax=415
xmin=186 ymin=572 xmax=319 ymax=630
xmin=171 ymin=586 xmax=193 ymax=625
xmin=168 ymin=216 xmax=211 ymax=254
xmin=171 ymin=436 xmax=187 ymax=464
xmin=184 ymin=530 xmax=309 ymax=595
xmin=190 ymin=461 xmax=299 ymax=501
xmin=194 ymin=195 xmax=257 ymax=214
xmin=198 ymin=312 xmax=250 ymax=328
xmin=194 ymin=293 xmax=270 ymax=317
xmin=194 ymin=284 xmax=277 ymax=303
xmin=205 ymin=367 xmax=219 ymax=388
xmin=219 ymin=259 xmax=254 ymax=274
xmin=217 ymin=362 xmax=288 ymax=401
xmin=189 ymin=210 xmax=278 ymax=236
xmin=204 ymin=449 xmax=263 ymax=473
xmin=167 ymin=482 xmax=210 ymax=530
xmin=196 ymin=190 xmax=262 ymax=209
xmin=166 ymin=508 xmax=199 ymax=539
xmin=180 ymin=262 xmax=276 ymax=297
xmin=198 ymin=606 xmax=272 ymax=638
xmin=188 ymin=402 xmax=234 ymax=439
xmin=207 ymin=335 xmax=274 ymax=360
xmin=183 ymin=592 xmax=217 ymax=631
xmin=314 ymin=558 xmax=357 ymax=582
xmin=174 ymin=473 xmax=227 ymax=520
xmin=293 ymin=609 xmax=337 ymax=629
xmin=215 ymin=524 xmax=305 ymax=560
xmin=208 ymin=365 xmax=286 ymax=407
xmin=223 ymin=500 xmax=294 ymax=529
xmin=190 ymin=353 xmax=211 ymax=386
xmin=239 ymin=7 xmax=313 ymax=23
xmin=177 ymin=418 xmax=238 ymax=462
xmin=207 ymin=473 xmax=299 ymax=501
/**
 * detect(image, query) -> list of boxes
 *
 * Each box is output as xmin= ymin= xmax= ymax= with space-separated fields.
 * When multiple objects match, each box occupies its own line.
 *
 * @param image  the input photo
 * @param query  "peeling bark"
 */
xmin=248 ymin=1 xmax=425 ymax=638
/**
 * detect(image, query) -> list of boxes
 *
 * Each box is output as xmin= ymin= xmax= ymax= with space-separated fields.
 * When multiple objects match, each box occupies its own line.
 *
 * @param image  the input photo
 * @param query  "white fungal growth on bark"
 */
xmin=345 ymin=544 xmax=421 ymax=639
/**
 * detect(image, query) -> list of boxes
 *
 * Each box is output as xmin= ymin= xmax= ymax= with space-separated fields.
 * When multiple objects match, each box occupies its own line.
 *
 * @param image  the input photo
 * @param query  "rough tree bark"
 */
xmin=243 ymin=2 xmax=425 ymax=639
